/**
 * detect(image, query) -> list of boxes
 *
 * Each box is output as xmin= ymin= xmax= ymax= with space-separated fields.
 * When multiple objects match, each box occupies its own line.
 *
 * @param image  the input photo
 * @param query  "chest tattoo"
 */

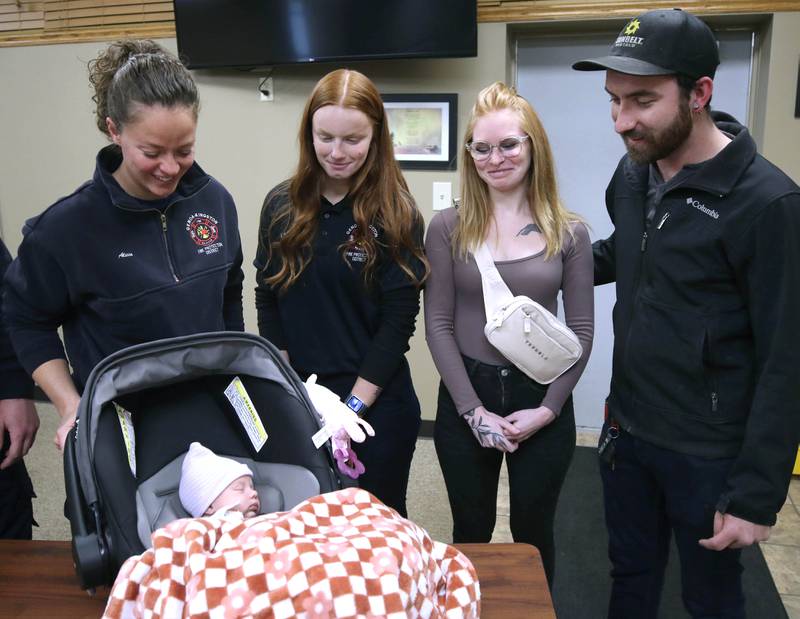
xmin=516 ymin=223 xmax=541 ymax=237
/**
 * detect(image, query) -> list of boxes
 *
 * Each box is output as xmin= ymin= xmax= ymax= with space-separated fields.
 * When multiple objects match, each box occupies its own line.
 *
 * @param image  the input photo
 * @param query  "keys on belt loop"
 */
xmin=598 ymin=420 xmax=620 ymax=470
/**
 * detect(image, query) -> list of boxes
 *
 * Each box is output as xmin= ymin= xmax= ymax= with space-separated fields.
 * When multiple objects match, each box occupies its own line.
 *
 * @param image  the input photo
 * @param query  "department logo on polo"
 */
xmin=344 ymin=223 xmax=379 ymax=263
xmin=186 ymin=213 xmax=219 ymax=247
xmin=345 ymin=223 xmax=379 ymax=240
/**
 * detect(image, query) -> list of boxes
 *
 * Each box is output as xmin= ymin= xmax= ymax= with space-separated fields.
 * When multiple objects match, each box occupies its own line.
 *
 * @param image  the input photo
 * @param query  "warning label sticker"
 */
xmin=224 ymin=377 xmax=268 ymax=451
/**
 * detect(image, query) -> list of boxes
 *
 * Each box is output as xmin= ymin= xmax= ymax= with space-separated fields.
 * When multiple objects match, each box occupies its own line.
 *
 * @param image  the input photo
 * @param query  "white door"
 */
xmin=516 ymin=29 xmax=754 ymax=429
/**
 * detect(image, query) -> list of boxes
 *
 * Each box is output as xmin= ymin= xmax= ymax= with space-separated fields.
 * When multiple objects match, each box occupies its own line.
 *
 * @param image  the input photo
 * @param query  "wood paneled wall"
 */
xmin=2 ymin=1 xmax=800 ymax=47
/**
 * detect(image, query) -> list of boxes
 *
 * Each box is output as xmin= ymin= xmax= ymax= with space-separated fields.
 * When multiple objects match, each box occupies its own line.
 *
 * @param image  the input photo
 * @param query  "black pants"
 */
xmin=434 ymin=356 xmax=575 ymax=586
xmin=0 ymin=431 xmax=35 ymax=539
xmin=600 ymin=423 xmax=744 ymax=619
xmin=319 ymin=365 xmax=421 ymax=518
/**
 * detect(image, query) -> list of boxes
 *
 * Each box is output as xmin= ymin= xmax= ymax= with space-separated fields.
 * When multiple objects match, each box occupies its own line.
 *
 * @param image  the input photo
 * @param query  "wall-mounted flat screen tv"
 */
xmin=173 ymin=0 xmax=478 ymax=69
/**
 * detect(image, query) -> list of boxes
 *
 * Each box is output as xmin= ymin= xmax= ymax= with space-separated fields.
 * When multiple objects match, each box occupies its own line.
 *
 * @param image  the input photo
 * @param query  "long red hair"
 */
xmin=263 ymin=69 xmax=428 ymax=291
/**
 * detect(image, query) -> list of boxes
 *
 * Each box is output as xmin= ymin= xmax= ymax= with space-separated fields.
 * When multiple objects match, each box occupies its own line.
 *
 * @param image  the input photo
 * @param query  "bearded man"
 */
xmin=573 ymin=9 xmax=800 ymax=619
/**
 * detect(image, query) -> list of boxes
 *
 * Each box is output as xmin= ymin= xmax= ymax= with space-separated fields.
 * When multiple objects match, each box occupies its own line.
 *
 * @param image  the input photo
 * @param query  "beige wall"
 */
xmin=1 ymin=16 xmax=797 ymax=420
xmin=0 ymin=23 xmax=507 ymax=419
xmin=759 ymin=12 xmax=800 ymax=181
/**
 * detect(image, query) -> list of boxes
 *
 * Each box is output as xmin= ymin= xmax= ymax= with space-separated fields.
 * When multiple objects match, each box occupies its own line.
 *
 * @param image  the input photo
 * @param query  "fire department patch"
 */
xmin=345 ymin=223 xmax=379 ymax=240
xmin=344 ymin=223 xmax=379 ymax=263
xmin=186 ymin=214 xmax=219 ymax=247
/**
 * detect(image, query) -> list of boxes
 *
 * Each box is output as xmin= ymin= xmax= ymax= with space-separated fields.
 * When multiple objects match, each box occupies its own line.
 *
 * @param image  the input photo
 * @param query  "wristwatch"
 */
xmin=345 ymin=394 xmax=368 ymax=417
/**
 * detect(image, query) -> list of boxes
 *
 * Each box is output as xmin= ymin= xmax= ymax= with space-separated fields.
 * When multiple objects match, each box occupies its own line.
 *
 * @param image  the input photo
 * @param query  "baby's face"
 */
xmin=207 ymin=475 xmax=260 ymax=518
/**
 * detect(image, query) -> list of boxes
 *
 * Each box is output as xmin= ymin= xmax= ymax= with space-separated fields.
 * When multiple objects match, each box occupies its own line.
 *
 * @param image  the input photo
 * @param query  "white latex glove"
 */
xmin=304 ymin=375 xmax=375 ymax=443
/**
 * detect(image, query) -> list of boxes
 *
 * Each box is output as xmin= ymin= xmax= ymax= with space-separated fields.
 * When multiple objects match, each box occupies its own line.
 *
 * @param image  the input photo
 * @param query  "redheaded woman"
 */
xmin=254 ymin=69 xmax=428 ymax=516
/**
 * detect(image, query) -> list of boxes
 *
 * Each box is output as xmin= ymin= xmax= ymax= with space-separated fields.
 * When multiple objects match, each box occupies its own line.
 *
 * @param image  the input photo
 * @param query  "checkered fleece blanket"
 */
xmin=102 ymin=488 xmax=480 ymax=618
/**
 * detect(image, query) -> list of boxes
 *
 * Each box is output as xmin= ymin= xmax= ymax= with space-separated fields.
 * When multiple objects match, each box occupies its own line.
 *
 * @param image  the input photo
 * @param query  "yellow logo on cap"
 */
xmin=624 ymin=19 xmax=641 ymax=35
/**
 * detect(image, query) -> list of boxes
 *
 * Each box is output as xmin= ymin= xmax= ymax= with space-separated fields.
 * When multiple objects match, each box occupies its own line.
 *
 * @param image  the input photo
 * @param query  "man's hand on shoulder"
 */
xmin=0 ymin=398 xmax=39 ymax=469
xmin=699 ymin=511 xmax=771 ymax=550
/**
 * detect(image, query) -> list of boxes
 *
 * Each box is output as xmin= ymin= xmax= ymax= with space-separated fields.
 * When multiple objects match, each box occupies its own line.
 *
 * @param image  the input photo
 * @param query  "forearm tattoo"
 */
xmin=516 ymin=223 xmax=541 ymax=237
xmin=464 ymin=408 xmax=507 ymax=448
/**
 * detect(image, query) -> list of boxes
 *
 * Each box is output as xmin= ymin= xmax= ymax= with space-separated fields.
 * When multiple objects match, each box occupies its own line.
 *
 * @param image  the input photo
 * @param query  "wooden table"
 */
xmin=0 ymin=540 xmax=554 ymax=618
xmin=457 ymin=542 xmax=556 ymax=618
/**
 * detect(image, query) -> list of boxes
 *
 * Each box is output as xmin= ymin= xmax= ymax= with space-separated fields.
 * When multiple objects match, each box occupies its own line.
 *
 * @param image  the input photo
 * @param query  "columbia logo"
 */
xmin=118 ymin=252 xmax=133 ymax=258
xmin=686 ymin=197 xmax=719 ymax=220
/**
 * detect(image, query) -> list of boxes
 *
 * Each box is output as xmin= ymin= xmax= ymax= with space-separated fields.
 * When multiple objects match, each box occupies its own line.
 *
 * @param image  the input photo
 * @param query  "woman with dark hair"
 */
xmin=425 ymin=82 xmax=594 ymax=585
xmin=4 ymin=40 xmax=244 ymax=451
xmin=254 ymin=69 xmax=428 ymax=516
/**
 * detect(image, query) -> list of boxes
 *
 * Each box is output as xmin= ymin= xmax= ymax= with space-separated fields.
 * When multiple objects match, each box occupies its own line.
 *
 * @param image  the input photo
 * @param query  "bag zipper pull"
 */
xmin=524 ymin=316 xmax=531 ymax=334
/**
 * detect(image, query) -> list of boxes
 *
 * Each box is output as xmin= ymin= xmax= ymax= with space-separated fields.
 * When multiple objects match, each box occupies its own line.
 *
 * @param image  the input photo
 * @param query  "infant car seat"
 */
xmin=63 ymin=331 xmax=346 ymax=591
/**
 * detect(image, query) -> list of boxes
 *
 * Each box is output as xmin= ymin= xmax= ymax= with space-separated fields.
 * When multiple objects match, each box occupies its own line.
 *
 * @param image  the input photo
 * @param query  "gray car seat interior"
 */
xmin=136 ymin=451 xmax=321 ymax=547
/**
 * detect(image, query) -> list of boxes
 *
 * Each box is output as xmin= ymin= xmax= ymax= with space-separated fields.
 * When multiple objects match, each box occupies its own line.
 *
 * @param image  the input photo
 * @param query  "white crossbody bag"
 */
xmin=473 ymin=242 xmax=582 ymax=384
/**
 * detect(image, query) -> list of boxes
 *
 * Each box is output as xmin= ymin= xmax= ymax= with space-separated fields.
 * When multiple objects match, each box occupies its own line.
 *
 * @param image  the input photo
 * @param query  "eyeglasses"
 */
xmin=465 ymin=135 xmax=530 ymax=161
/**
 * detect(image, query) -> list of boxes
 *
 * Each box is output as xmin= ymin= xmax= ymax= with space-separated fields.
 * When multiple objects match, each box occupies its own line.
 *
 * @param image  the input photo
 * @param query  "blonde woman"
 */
xmin=254 ymin=69 xmax=428 ymax=516
xmin=424 ymin=82 xmax=593 ymax=585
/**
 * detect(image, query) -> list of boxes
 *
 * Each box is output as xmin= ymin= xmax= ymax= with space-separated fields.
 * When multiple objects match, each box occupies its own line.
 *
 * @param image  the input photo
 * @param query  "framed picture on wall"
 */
xmin=381 ymin=93 xmax=458 ymax=170
xmin=795 ymin=59 xmax=800 ymax=118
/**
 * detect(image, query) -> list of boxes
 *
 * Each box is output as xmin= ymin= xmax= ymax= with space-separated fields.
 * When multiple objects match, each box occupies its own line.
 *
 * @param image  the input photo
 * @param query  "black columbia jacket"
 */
xmin=594 ymin=112 xmax=800 ymax=526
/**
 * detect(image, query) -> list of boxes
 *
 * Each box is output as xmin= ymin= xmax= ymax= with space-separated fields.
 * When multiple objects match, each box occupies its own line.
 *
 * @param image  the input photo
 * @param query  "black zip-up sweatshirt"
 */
xmin=594 ymin=113 xmax=800 ymax=526
xmin=3 ymin=145 xmax=244 ymax=388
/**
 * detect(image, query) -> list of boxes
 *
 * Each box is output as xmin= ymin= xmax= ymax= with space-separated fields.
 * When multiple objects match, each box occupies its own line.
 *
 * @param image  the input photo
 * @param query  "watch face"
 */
xmin=346 ymin=395 xmax=364 ymax=412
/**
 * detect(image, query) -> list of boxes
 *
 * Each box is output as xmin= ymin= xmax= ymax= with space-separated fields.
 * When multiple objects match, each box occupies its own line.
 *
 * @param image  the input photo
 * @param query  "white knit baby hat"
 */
xmin=179 ymin=442 xmax=254 ymax=517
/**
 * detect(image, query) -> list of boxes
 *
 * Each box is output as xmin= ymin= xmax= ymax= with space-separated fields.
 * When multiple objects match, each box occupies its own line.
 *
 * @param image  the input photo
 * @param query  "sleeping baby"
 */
xmin=105 ymin=443 xmax=481 ymax=618
xmin=178 ymin=442 xmax=261 ymax=518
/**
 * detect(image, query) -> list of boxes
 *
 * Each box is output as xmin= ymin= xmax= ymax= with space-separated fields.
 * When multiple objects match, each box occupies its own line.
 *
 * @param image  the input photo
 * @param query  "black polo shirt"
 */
xmin=254 ymin=184 xmax=424 ymax=391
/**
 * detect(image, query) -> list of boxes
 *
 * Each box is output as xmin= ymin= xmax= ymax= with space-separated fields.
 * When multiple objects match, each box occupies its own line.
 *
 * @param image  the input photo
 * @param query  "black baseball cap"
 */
xmin=572 ymin=9 xmax=719 ymax=80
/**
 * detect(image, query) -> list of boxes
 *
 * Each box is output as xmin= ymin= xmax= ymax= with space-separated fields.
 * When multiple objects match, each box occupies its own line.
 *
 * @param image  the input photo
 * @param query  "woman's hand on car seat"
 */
xmin=31 ymin=359 xmax=81 ymax=451
xmin=55 ymin=410 xmax=77 ymax=451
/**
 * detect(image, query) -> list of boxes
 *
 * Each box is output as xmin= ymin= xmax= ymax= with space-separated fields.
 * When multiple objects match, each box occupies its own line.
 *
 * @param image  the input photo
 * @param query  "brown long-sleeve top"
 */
xmin=424 ymin=207 xmax=594 ymax=416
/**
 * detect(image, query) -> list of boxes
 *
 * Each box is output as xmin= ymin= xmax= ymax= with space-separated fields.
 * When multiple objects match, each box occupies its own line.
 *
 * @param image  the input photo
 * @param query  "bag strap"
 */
xmin=473 ymin=242 xmax=515 ymax=319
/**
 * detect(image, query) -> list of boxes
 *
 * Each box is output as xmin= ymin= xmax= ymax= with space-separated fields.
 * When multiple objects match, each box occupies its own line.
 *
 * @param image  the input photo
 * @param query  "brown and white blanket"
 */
xmin=103 ymin=488 xmax=480 ymax=618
